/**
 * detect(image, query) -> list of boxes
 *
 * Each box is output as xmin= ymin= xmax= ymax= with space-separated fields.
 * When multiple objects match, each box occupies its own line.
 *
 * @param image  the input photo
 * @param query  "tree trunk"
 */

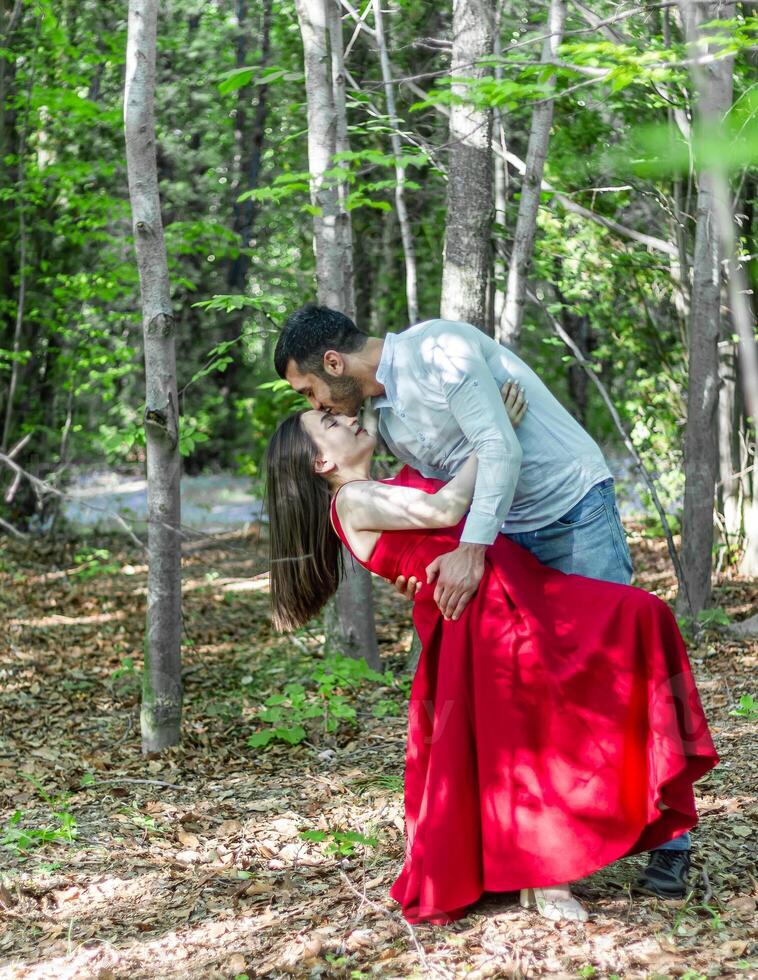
xmin=0 ymin=0 xmax=27 ymax=454
xmin=227 ymin=0 xmax=272 ymax=295
xmin=741 ymin=461 xmax=758 ymax=576
xmin=125 ymin=0 xmax=183 ymax=752
xmin=440 ymin=0 xmax=494 ymax=330
xmin=676 ymin=0 xmax=736 ymax=620
xmin=295 ymin=0 xmax=380 ymax=669
xmin=738 ymin=174 xmax=758 ymax=576
xmin=492 ymin=0 xmax=508 ymax=338
xmin=497 ymin=0 xmax=566 ymax=349
xmin=717 ymin=339 xmax=740 ymax=537
xmin=218 ymin=0 xmax=273 ymax=442
xmin=372 ymin=0 xmax=418 ymax=326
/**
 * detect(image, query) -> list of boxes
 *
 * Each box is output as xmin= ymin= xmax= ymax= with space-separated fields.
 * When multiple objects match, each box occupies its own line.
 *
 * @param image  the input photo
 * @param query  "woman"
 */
xmin=265 ymin=392 xmax=718 ymax=926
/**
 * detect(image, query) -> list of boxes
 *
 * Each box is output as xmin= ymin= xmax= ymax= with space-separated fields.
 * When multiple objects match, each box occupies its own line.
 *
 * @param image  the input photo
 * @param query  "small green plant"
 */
xmin=71 ymin=546 xmax=120 ymax=580
xmin=119 ymin=806 xmax=166 ymax=835
xmin=300 ymin=827 xmax=378 ymax=858
xmin=670 ymin=900 xmax=725 ymax=944
xmin=324 ymin=955 xmax=349 ymax=969
xmin=577 ymin=967 xmax=596 ymax=979
xmin=111 ymin=656 xmax=136 ymax=680
xmin=696 ymin=607 xmax=730 ymax=628
xmin=0 ymin=779 xmax=77 ymax=856
xmin=247 ymin=682 xmax=319 ymax=747
xmin=247 ymin=652 xmax=400 ymax=750
xmin=730 ymin=694 xmax=758 ymax=721
xmin=371 ymin=698 xmax=401 ymax=718
xmin=106 ymin=656 xmax=141 ymax=700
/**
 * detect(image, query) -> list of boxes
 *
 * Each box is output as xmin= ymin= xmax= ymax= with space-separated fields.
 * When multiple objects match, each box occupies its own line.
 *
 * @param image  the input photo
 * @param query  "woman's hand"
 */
xmin=394 ymin=574 xmax=422 ymax=600
xmin=501 ymin=379 xmax=527 ymax=428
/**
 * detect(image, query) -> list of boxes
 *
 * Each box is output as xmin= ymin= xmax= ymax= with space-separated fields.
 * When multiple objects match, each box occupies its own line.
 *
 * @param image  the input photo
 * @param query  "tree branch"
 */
xmin=517 ymin=277 xmax=693 ymax=615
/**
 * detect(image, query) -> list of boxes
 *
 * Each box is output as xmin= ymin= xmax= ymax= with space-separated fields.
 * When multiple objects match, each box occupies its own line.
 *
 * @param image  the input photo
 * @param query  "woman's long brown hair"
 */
xmin=265 ymin=412 xmax=343 ymax=631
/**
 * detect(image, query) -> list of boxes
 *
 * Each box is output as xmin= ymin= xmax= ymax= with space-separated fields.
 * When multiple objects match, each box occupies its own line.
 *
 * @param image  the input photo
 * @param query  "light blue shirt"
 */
xmin=371 ymin=319 xmax=612 ymax=544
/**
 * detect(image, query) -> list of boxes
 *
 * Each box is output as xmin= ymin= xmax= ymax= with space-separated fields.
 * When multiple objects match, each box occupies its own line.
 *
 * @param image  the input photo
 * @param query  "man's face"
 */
xmin=285 ymin=360 xmax=364 ymax=416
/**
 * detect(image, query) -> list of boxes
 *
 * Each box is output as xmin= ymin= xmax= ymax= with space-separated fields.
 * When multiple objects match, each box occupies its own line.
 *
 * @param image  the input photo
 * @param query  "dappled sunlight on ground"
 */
xmin=0 ymin=525 xmax=756 ymax=978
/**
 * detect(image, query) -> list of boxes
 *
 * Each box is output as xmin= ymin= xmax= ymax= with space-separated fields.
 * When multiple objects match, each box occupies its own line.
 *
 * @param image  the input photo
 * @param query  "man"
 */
xmin=274 ymin=303 xmax=692 ymax=898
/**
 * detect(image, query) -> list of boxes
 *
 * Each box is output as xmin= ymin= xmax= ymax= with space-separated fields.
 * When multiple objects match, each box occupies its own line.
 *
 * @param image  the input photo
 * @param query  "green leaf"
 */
xmin=217 ymin=67 xmax=255 ymax=94
xmin=247 ymin=730 xmax=275 ymax=748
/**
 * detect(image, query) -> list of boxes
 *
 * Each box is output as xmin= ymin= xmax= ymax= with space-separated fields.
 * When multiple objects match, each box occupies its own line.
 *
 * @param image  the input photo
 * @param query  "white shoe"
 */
xmin=519 ymin=884 xmax=588 ymax=922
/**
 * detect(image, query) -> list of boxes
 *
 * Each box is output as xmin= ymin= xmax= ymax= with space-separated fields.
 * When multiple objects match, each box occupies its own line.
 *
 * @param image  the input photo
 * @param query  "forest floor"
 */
xmin=0 ymin=522 xmax=756 ymax=980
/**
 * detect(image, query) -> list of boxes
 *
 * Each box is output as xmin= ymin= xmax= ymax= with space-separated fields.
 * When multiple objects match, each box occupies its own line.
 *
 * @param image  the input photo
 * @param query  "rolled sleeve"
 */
xmin=423 ymin=332 xmax=523 ymax=544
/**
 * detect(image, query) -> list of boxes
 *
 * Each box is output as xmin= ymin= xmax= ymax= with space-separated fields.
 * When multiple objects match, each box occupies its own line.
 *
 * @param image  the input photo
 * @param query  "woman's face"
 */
xmin=301 ymin=410 xmax=375 ymax=474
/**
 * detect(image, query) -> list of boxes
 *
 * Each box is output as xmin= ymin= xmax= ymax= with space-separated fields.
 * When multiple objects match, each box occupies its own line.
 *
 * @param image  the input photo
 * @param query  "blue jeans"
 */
xmin=506 ymin=478 xmax=691 ymax=853
xmin=507 ymin=478 xmax=633 ymax=583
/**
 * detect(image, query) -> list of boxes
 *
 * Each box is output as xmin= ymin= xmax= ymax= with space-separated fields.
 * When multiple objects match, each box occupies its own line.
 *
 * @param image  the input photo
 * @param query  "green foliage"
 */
xmin=247 ymin=652 xmax=397 ymax=750
xmin=71 ymin=547 xmax=120 ymax=580
xmin=1 ymin=0 xmax=756 ymax=568
xmin=300 ymin=827 xmax=378 ymax=857
xmin=0 ymin=779 xmax=77 ymax=857
xmin=697 ymin=607 xmax=731 ymax=628
xmin=729 ymin=694 xmax=758 ymax=721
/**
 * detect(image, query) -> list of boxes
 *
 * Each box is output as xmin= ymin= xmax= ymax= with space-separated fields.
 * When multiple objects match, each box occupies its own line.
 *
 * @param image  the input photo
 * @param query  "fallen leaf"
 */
xmin=719 ymin=939 xmax=748 ymax=957
xmin=272 ymin=817 xmax=300 ymax=839
xmin=345 ymin=928 xmax=375 ymax=951
xmin=725 ymin=895 xmax=756 ymax=914
xmin=52 ymin=886 xmax=80 ymax=904
xmin=227 ymin=953 xmax=246 ymax=973
xmin=731 ymin=824 xmax=753 ymax=838
xmin=0 ymin=884 xmax=15 ymax=909
xmin=218 ymin=819 xmax=242 ymax=836
xmin=243 ymin=880 xmax=272 ymax=897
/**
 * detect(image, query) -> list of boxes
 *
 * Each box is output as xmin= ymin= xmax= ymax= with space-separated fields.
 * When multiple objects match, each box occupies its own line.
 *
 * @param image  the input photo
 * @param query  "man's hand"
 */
xmin=425 ymin=542 xmax=486 ymax=620
xmin=390 ymin=381 xmax=521 ymax=606
xmin=501 ymin=380 xmax=527 ymax=427
xmin=393 ymin=574 xmax=421 ymax=601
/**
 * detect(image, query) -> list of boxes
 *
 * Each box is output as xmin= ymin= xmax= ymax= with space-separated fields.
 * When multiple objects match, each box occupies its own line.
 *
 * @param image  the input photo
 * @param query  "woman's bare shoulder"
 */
xmin=335 ymin=479 xmax=381 ymax=520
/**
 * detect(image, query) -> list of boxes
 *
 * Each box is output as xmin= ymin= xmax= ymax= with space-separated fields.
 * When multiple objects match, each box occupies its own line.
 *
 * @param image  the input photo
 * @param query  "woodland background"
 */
xmin=0 ymin=0 xmax=757 ymax=977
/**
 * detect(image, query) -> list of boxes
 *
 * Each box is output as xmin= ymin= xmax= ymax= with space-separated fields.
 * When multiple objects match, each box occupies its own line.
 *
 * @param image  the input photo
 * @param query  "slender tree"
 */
xmin=677 ymin=0 xmax=736 ymax=618
xmin=295 ymin=0 xmax=380 ymax=669
xmin=124 ymin=0 xmax=183 ymax=751
xmin=372 ymin=0 xmax=418 ymax=326
xmin=497 ymin=0 xmax=566 ymax=349
xmin=440 ymin=0 xmax=495 ymax=329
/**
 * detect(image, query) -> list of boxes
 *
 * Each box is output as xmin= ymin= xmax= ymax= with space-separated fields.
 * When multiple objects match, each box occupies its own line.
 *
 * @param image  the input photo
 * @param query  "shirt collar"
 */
xmin=373 ymin=332 xmax=398 ymax=408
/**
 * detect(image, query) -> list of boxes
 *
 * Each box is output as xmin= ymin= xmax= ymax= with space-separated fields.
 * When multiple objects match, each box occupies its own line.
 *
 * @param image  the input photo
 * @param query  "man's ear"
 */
xmin=314 ymin=456 xmax=336 ymax=476
xmin=322 ymin=349 xmax=346 ymax=377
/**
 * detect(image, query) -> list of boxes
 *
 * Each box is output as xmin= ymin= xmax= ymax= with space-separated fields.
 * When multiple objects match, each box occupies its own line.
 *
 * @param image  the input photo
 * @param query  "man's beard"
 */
xmin=325 ymin=374 xmax=364 ymax=416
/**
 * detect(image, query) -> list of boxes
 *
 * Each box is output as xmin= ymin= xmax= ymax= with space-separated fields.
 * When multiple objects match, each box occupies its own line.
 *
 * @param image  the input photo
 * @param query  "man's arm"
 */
xmin=394 ymin=379 xmax=526 ymax=603
xmin=429 ymin=332 xmax=524 ymax=543
xmin=421 ymin=331 xmax=524 ymax=619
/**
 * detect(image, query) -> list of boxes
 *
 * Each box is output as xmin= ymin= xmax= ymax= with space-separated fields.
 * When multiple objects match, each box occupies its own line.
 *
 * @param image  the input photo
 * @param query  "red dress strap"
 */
xmin=329 ymin=490 xmax=348 ymax=547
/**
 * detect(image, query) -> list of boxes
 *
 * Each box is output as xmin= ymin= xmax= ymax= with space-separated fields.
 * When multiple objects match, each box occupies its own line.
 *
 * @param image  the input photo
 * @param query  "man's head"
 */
xmin=274 ymin=305 xmax=369 ymax=416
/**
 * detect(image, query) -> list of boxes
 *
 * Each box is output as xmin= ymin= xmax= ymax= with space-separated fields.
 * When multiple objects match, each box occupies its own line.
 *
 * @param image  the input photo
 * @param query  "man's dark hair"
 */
xmin=274 ymin=304 xmax=368 ymax=379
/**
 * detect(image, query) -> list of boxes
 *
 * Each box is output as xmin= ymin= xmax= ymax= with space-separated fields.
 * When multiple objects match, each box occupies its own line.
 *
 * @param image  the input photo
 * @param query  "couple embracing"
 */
xmin=265 ymin=304 xmax=718 ymax=926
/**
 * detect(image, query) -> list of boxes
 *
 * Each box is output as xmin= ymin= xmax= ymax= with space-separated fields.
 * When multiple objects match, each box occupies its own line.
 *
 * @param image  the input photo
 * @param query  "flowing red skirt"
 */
xmin=331 ymin=468 xmax=718 ymax=924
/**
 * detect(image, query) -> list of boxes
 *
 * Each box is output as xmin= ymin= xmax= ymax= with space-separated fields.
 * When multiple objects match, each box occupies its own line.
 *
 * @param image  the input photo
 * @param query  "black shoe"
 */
xmin=635 ymin=849 xmax=691 ymax=898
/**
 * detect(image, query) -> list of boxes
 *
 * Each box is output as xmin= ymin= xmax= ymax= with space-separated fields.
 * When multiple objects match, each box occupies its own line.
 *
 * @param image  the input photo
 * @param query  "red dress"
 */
xmin=330 ymin=467 xmax=719 ymax=925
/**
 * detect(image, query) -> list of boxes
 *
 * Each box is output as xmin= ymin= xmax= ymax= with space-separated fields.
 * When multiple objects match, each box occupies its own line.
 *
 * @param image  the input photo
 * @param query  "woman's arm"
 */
xmin=340 ymin=453 xmax=478 ymax=534
xmin=340 ymin=380 xmax=525 ymax=536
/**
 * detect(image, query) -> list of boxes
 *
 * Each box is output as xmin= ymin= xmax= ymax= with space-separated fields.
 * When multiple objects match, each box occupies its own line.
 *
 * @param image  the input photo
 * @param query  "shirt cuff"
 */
xmin=460 ymin=512 xmax=501 ymax=546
